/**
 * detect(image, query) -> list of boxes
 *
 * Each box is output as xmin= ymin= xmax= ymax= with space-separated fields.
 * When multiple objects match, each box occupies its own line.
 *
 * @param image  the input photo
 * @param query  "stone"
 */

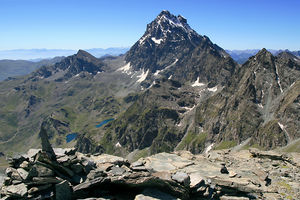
xmin=189 ymin=172 xmax=205 ymax=188
xmin=5 ymin=167 xmax=16 ymax=177
xmin=34 ymin=163 xmax=55 ymax=177
xmin=220 ymin=196 xmax=249 ymax=200
xmin=26 ymin=148 xmax=41 ymax=161
xmin=134 ymin=188 xmax=179 ymax=200
xmin=17 ymin=168 xmax=29 ymax=180
xmin=55 ymin=180 xmax=72 ymax=200
xmin=29 ymin=177 xmax=61 ymax=185
xmin=152 ymin=171 xmax=172 ymax=181
xmin=131 ymin=160 xmax=145 ymax=168
xmin=73 ymin=177 xmax=111 ymax=199
xmin=89 ymin=154 xmax=129 ymax=166
xmin=71 ymin=163 xmax=84 ymax=174
xmin=96 ymin=162 xmax=113 ymax=172
xmin=27 ymin=184 xmax=52 ymax=194
xmin=57 ymin=155 xmax=69 ymax=163
xmin=7 ymin=155 xmax=27 ymax=168
xmin=87 ymin=169 xmax=106 ymax=180
xmin=19 ymin=161 xmax=30 ymax=170
xmin=5 ymin=183 xmax=27 ymax=197
xmin=82 ymin=159 xmax=96 ymax=174
xmin=171 ymin=172 xmax=190 ymax=187
xmin=39 ymin=126 xmax=56 ymax=161
xmin=220 ymin=165 xmax=229 ymax=174
xmin=109 ymin=166 xmax=126 ymax=176
xmin=229 ymin=171 xmax=237 ymax=178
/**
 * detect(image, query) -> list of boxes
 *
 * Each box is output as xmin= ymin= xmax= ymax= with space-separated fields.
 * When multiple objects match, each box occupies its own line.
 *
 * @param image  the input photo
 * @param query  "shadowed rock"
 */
xmin=39 ymin=125 xmax=56 ymax=161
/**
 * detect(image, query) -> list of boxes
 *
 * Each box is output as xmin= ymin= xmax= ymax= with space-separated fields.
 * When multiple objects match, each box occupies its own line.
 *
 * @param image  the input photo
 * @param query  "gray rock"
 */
xmin=73 ymin=177 xmax=111 ymax=198
xmin=109 ymin=166 xmax=126 ymax=176
xmin=135 ymin=188 xmax=179 ymax=200
xmin=87 ymin=169 xmax=106 ymax=180
xmin=28 ymin=184 xmax=52 ymax=194
xmin=5 ymin=167 xmax=16 ymax=177
xmin=17 ymin=168 xmax=29 ymax=180
xmin=4 ymin=183 xmax=27 ymax=197
xmin=171 ymin=172 xmax=190 ymax=187
xmin=19 ymin=161 xmax=30 ymax=170
xmin=34 ymin=163 xmax=55 ymax=177
xmin=71 ymin=163 xmax=84 ymax=174
xmin=39 ymin=126 xmax=56 ymax=161
xmin=55 ymin=180 xmax=72 ymax=200
xmin=29 ymin=177 xmax=61 ymax=185
xmin=26 ymin=149 xmax=41 ymax=161
xmin=220 ymin=196 xmax=249 ymax=200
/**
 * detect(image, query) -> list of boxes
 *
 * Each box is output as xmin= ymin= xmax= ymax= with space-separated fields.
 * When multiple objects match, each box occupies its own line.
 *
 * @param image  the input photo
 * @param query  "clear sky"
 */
xmin=1 ymin=0 xmax=300 ymax=50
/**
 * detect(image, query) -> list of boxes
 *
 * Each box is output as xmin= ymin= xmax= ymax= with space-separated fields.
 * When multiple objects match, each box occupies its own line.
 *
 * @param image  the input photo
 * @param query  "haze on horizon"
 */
xmin=1 ymin=0 xmax=300 ymax=51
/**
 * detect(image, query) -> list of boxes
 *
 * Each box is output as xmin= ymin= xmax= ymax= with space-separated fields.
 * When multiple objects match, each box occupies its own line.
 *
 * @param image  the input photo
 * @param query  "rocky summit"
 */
xmin=1 ymin=147 xmax=300 ymax=199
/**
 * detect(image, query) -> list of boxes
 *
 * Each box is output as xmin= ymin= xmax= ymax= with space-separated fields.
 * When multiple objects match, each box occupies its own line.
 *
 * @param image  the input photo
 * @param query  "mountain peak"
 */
xmin=76 ymin=49 xmax=93 ymax=58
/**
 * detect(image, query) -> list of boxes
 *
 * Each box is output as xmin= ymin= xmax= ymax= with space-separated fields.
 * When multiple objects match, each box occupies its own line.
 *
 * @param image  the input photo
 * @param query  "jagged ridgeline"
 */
xmin=0 ymin=10 xmax=299 ymax=162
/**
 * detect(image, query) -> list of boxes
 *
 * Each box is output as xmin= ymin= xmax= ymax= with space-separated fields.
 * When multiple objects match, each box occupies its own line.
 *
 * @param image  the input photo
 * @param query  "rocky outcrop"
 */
xmin=1 ymin=148 xmax=299 ymax=199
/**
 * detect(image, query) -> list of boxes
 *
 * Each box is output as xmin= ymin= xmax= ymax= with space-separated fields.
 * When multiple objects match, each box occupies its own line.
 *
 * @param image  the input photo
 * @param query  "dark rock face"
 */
xmin=195 ymin=49 xmax=300 ymax=149
xmin=125 ymin=10 xmax=236 ymax=86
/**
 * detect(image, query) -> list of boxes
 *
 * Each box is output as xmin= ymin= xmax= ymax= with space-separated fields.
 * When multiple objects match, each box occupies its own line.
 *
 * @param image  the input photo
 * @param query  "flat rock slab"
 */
xmin=89 ymin=154 xmax=129 ymax=166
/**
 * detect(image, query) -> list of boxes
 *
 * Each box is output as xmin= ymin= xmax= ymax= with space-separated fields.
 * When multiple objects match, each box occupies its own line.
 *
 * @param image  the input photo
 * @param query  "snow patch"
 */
xmin=191 ymin=77 xmax=205 ymax=87
xmin=278 ymin=122 xmax=285 ymax=130
xmin=258 ymin=103 xmax=263 ymax=108
xmin=97 ymin=71 xmax=101 ymax=74
xmin=151 ymin=37 xmax=163 ymax=44
xmin=205 ymin=143 xmax=214 ymax=154
xmin=154 ymin=59 xmax=178 ymax=76
xmin=275 ymin=64 xmax=283 ymax=93
xmin=118 ymin=63 xmax=132 ymax=75
xmin=168 ymin=75 xmax=173 ymax=80
xmin=290 ymin=82 xmax=295 ymax=87
xmin=115 ymin=142 xmax=122 ymax=148
xmin=75 ymin=74 xmax=80 ymax=77
xmin=176 ymin=121 xmax=183 ymax=127
xmin=208 ymin=86 xmax=218 ymax=92
xmin=137 ymin=69 xmax=149 ymax=83
xmin=139 ymin=34 xmax=150 ymax=45
xmin=154 ymin=70 xmax=162 ymax=76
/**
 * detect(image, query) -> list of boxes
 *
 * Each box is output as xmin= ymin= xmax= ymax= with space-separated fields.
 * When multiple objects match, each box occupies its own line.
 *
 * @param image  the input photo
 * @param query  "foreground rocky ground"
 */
xmin=1 ymin=146 xmax=300 ymax=200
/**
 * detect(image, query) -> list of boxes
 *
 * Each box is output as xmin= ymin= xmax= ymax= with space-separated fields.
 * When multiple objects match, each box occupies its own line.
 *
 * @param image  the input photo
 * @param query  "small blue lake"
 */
xmin=96 ymin=118 xmax=114 ymax=128
xmin=66 ymin=133 xmax=78 ymax=143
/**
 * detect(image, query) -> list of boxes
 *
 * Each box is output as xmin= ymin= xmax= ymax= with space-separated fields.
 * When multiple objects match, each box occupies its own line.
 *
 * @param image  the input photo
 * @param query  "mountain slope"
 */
xmin=195 ymin=49 xmax=300 ymax=150
xmin=0 ymin=57 xmax=64 ymax=81
xmin=124 ymin=10 xmax=236 ymax=87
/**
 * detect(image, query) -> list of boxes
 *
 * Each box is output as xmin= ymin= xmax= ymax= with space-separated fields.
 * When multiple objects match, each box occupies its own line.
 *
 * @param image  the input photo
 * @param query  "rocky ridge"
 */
xmin=1 ymin=134 xmax=300 ymax=199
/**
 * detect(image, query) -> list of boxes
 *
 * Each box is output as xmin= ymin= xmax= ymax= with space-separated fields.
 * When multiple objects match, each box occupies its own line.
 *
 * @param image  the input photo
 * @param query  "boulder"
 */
xmin=134 ymin=188 xmax=179 ymax=200
xmin=55 ymin=180 xmax=72 ymax=200
xmin=17 ymin=168 xmax=30 ymax=180
xmin=27 ymin=184 xmax=52 ymax=194
xmin=3 ymin=183 xmax=27 ymax=197
xmin=171 ymin=172 xmax=190 ymax=187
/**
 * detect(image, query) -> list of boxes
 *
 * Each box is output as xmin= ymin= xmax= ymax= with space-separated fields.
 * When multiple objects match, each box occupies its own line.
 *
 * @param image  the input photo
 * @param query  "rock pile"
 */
xmin=0 ymin=148 xmax=300 ymax=199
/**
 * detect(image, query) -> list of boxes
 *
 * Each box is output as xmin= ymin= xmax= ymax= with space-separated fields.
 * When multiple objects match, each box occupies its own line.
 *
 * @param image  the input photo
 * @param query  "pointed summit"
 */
xmin=125 ymin=10 xmax=205 ymax=73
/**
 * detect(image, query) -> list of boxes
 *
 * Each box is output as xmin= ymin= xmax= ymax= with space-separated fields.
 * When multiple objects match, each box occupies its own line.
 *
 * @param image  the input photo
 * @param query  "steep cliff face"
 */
xmin=195 ymin=49 xmax=300 ymax=149
xmin=125 ymin=10 xmax=236 ymax=87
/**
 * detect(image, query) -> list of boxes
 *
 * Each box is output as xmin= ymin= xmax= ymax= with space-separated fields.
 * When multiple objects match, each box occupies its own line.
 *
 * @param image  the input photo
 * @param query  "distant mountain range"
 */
xmin=0 ymin=47 xmax=129 ymax=60
xmin=226 ymin=49 xmax=300 ymax=64
xmin=0 ymin=57 xmax=64 ymax=81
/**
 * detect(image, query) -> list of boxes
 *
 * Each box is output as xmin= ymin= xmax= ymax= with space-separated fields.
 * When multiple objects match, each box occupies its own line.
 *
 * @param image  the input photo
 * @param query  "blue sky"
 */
xmin=1 ymin=0 xmax=299 ymax=50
